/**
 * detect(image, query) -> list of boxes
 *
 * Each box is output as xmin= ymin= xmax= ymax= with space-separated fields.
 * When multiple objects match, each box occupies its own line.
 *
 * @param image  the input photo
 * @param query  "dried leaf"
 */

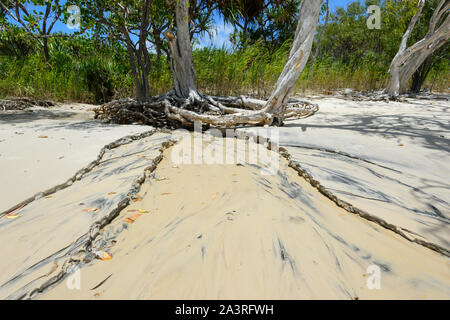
xmin=83 ymin=208 xmax=99 ymax=213
xmin=161 ymin=192 xmax=172 ymax=196
xmin=124 ymin=217 xmax=135 ymax=224
xmin=38 ymin=135 xmax=48 ymax=139
xmin=96 ymin=252 xmax=112 ymax=261
xmin=124 ymin=212 xmax=144 ymax=224
xmin=5 ymin=214 xmax=21 ymax=219
xmin=45 ymin=196 xmax=53 ymax=199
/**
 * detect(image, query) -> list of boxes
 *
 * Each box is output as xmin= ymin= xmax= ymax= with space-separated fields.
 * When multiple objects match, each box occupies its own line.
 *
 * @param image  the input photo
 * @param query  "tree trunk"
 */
xmin=43 ymin=37 xmax=50 ymax=62
xmin=263 ymin=0 xmax=322 ymax=115
xmin=386 ymin=0 xmax=450 ymax=96
xmin=165 ymin=0 xmax=200 ymax=101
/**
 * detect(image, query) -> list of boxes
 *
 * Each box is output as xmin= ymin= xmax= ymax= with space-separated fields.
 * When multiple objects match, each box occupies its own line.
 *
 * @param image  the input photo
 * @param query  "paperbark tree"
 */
xmin=98 ymin=0 xmax=321 ymax=128
xmin=386 ymin=0 xmax=450 ymax=96
xmin=164 ymin=0 xmax=199 ymax=101
xmin=163 ymin=0 xmax=321 ymax=127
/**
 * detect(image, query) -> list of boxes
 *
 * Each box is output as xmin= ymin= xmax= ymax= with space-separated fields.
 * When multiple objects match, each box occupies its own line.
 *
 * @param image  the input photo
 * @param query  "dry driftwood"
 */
xmin=94 ymin=94 xmax=319 ymax=128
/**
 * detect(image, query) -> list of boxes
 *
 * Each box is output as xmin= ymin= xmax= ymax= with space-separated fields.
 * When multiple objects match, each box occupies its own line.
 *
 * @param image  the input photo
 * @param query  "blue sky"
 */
xmin=8 ymin=0 xmax=356 ymax=48
xmin=197 ymin=0 xmax=354 ymax=48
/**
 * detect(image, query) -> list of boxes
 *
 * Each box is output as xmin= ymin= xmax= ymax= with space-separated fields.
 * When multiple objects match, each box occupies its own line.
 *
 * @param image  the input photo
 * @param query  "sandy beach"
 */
xmin=0 ymin=96 xmax=449 ymax=300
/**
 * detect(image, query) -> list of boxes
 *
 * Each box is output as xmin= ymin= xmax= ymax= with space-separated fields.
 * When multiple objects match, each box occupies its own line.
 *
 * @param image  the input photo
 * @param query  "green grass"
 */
xmin=1 ymin=37 xmax=448 ymax=104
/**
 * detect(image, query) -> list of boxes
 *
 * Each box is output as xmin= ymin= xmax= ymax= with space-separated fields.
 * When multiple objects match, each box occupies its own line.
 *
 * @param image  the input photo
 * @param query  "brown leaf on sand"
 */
xmin=38 ymin=135 xmax=48 ymax=139
xmin=83 ymin=208 xmax=99 ymax=213
xmin=95 ymin=251 xmax=112 ymax=261
xmin=45 ymin=196 xmax=53 ymax=199
xmin=132 ymin=197 xmax=142 ymax=202
xmin=124 ymin=212 xmax=144 ymax=224
xmin=108 ymin=192 xmax=117 ymax=196
xmin=161 ymin=192 xmax=172 ymax=196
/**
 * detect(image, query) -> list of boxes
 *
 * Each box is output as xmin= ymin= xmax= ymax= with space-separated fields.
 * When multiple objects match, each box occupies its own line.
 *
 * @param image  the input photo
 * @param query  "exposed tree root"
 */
xmin=94 ymin=93 xmax=319 ymax=128
xmin=0 ymin=98 xmax=55 ymax=111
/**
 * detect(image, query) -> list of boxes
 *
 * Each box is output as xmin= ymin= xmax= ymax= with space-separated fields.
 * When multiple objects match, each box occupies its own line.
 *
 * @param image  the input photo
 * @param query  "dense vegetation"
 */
xmin=0 ymin=0 xmax=448 ymax=104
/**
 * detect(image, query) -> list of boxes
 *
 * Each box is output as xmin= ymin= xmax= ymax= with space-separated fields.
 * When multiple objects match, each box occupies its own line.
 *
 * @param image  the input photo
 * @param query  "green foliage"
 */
xmin=1 ymin=0 xmax=448 ymax=103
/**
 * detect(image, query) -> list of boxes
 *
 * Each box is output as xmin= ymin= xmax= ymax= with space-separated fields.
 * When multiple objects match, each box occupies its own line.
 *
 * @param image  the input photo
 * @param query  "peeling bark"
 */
xmin=165 ymin=0 xmax=200 ymax=101
xmin=263 ymin=0 xmax=322 ymax=115
xmin=98 ymin=0 xmax=322 ymax=128
xmin=387 ymin=0 xmax=450 ymax=96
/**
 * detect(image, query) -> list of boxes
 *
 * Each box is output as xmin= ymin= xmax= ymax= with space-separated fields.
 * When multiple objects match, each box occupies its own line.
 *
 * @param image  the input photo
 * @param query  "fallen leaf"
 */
xmin=83 ymin=208 xmax=99 ymax=213
xmin=45 ymin=196 xmax=53 ymax=199
xmin=132 ymin=197 xmax=142 ymax=202
xmin=124 ymin=217 xmax=135 ymax=224
xmin=108 ymin=192 xmax=117 ymax=196
xmin=38 ymin=135 xmax=48 ymax=139
xmin=124 ymin=213 xmax=144 ymax=224
xmin=127 ymin=209 xmax=138 ymax=212
xmin=5 ymin=214 xmax=21 ymax=219
xmin=161 ymin=192 xmax=172 ymax=196
xmin=399 ymin=144 xmax=404 ymax=147
xmin=96 ymin=251 xmax=112 ymax=261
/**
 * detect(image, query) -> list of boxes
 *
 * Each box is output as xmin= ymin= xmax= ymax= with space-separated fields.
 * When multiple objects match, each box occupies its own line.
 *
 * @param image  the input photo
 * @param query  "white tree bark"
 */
xmin=387 ymin=0 xmax=450 ymax=96
xmin=263 ymin=0 xmax=322 ymax=114
xmin=165 ymin=0 xmax=200 ymax=101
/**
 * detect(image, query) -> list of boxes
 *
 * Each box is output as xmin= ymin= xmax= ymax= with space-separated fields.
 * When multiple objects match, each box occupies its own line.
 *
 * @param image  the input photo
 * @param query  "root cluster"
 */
xmin=94 ymin=93 xmax=319 ymax=128
xmin=0 ymin=98 xmax=55 ymax=111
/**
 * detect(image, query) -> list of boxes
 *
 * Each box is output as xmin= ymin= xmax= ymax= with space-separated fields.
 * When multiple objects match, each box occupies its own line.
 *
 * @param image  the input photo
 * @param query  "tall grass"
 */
xmin=1 ymin=37 xmax=448 ymax=104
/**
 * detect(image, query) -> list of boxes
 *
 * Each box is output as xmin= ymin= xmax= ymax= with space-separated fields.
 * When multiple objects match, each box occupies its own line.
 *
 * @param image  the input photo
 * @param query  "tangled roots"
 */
xmin=94 ymin=93 xmax=319 ymax=128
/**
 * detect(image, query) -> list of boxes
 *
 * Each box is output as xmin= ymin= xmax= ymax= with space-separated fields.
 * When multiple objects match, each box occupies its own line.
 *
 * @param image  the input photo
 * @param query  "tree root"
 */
xmin=94 ymin=93 xmax=319 ymax=128
xmin=0 ymin=98 xmax=55 ymax=111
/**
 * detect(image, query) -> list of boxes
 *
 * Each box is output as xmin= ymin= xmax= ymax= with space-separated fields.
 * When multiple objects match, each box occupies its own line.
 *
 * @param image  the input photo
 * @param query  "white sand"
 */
xmin=241 ymin=96 xmax=450 ymax=250
xmin=0 ymin=104 xmax=151 ymax=212
xmin=39 ymin=136 xmax=450 ymax=300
